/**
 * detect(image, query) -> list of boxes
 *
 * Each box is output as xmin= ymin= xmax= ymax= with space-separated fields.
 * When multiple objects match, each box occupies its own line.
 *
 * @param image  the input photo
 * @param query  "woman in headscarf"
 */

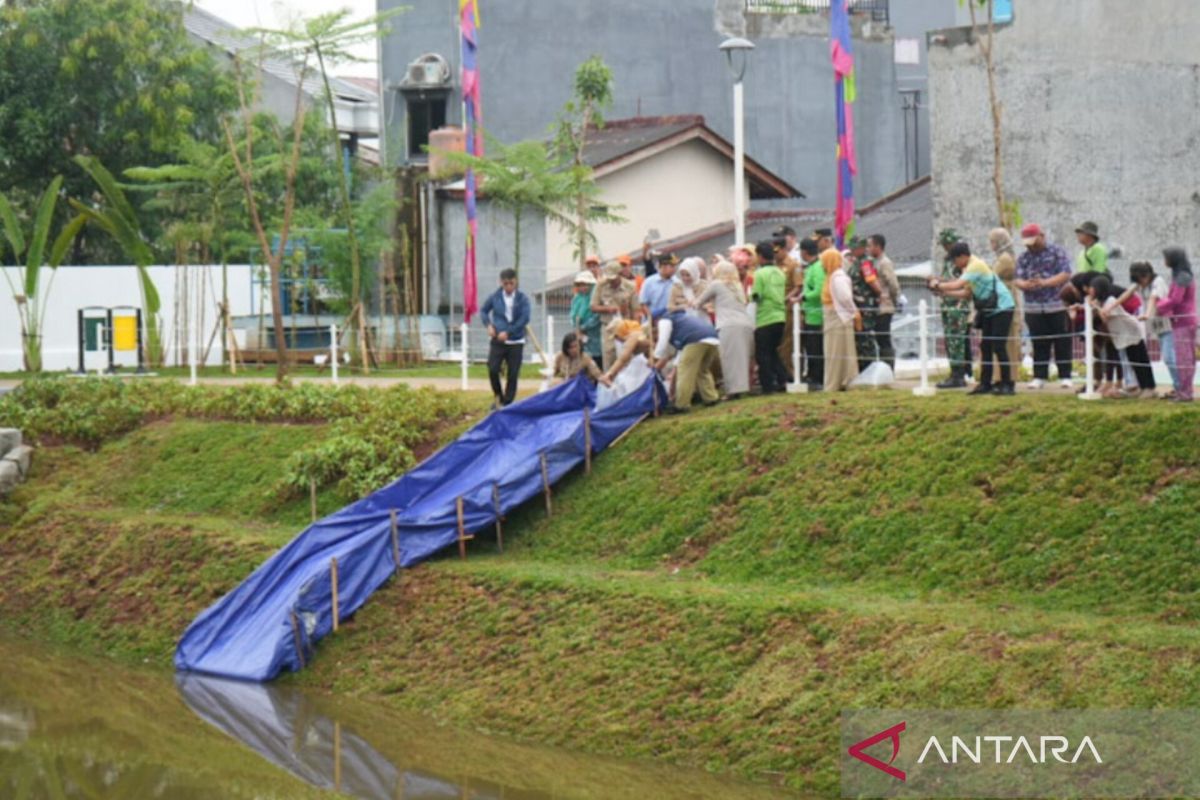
xmin=988 ymin=227 xmax=1023 ymax=385
xmin=821 ymin=248 xmax=860 ymax=391
xmin=1154 ymin=247 xmax=1196 ymax=402
xmin=694 ymin=260 xmax=754 ymax=398
xmin=669 ymin=257 xmax=712 ymax=321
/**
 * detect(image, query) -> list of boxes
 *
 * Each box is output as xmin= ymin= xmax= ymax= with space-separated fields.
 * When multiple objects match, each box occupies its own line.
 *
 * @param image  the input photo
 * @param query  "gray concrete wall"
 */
xmin=928 ymin=0 xmax=1200 ymax=271
xmin=380 ymin=0 xmax=910 ymax=208
xmin=431 ymin=192 xmax=550 ymax=360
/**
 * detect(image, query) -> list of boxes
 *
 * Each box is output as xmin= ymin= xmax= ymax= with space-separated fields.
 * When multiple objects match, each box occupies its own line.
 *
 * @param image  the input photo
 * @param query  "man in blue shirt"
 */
xmin=654 ymin=310 xmax=721 ymax=413
xmin=639 ymin=256 xmax=677 ymax=322
xmin=480 ymin=269 xmax=530 ymax=406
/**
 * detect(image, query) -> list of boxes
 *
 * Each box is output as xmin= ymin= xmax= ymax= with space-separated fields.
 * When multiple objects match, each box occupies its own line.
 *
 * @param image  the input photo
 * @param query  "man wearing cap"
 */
xmin=480 ymin=268 xmax=530 ymax=407
xmin=1015 ymin=223 xmax=1074 ymax=389
xmin=639 ymin=254 xmax=677 ymax=322
xmin=1075 ymin=221 xmax=1109 ymax=275
xmin=617 ymin=253 xmax=644 ymax=294
xmin=775 ymin=224 xmax=801 ymax=264
xmin=845 ymin=235 xmax=881 ymax=370
xmin=570 ymin=270 xmax=602 ymax=362
xmin=935 ymin=228 xmax=971 ymax=388
xmin=799 ymin=237 xmax=826 ymax=389
xmin=591 ymin=260 xmax=639 ymax=370
xmin=814 ymin=228 xmax=834 ymax=254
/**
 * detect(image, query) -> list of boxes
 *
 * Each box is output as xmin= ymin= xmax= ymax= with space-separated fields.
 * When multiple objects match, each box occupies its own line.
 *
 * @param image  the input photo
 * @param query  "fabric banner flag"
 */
xmin=460 ymin=0 xmax=482 ymax=323
xmin=831 ymin=0 xmax=857 ymax=247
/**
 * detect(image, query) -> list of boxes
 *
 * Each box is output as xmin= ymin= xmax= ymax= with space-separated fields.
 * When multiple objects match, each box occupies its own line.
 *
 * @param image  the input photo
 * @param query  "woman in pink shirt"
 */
xmin=1154 ymin=248 xmax=1196 ymax=402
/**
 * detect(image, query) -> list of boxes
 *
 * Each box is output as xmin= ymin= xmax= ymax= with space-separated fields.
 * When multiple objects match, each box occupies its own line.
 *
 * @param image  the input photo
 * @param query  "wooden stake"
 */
xmin=330 ymin=557 xmax=339 ymax=633
xmin=456 ymin=496 xmax=467 ymax=559
xmin=334 ymin=720 xmax=342 ymax=792
xmin=390 ymin=508 xmax=401 ymax=571
xmin=652 ymin=382 xmax=660 ymax=417
xmin=309 ymin=478 xmax=317 ymax=523
xmin=583 ymin=406 xmax=592 ymax=475
xmin=289 ymin=612 xmax=306 ymax=668
xmin=608 ymin=412 xmax=650 ymax=450
xmin=492 ymin=483 xmax=503 ymax=553
xmin=540 ymin=452 xmax=552 ymax=516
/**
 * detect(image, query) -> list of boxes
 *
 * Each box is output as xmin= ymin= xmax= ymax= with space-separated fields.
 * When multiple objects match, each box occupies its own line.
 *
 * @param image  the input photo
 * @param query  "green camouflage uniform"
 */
xmin=846 ymin=254 xmax=879 ymax=370
xmin=940 ymin=254 xmax=971 ymax=375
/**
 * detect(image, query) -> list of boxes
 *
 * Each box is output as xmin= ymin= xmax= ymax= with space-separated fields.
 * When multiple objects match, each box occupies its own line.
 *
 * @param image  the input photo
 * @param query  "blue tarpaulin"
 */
xmin=175 ymin=374 xmax=666 ymax=682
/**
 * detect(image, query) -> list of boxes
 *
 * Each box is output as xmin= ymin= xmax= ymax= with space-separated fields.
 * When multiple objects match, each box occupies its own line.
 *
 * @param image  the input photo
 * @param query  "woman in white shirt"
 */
xmin=1090 ymin=275 xmax=1156 ymax=397
xmin=1129 ymin=261 xmax=1176 ymax=397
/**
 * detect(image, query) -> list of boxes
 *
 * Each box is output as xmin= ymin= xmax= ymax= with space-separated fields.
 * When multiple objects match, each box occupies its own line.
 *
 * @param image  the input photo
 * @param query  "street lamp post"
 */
xmin=720 ymin=37 xmax=755 ymax=246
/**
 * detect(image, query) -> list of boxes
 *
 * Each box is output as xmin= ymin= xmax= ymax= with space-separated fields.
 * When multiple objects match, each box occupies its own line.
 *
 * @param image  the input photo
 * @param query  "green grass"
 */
xmin=2 ymin=389 xmax=1199 ymax=793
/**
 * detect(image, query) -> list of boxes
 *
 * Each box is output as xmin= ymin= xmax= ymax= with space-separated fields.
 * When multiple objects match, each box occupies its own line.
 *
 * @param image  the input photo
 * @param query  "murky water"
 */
xmin=0 ymin=638 xmax=798 ymax=799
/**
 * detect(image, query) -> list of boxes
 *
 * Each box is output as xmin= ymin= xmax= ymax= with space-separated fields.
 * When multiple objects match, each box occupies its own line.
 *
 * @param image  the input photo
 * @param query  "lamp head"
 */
xmin=719 ymin=37 xmax=755 ymax=82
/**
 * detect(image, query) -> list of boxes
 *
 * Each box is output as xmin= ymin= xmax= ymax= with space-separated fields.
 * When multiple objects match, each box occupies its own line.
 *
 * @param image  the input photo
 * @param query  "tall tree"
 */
xmin=960 ymin=0 xmax=1012 ymax=229
xmin=0 ymin=0 xmax=235 ymax=258
xmin=553 ymin=56 xmax=616 ymax=270
xmin=0 ymin=177 xmax=86 ymax=372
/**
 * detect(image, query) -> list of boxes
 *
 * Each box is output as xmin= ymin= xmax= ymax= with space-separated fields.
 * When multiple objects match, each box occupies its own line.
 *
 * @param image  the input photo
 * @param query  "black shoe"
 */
xmin=665 ymin=405 xmax=690 ymax=415
xmin=806 ymin=382 xmax=824 ymax=392
xmin=968 ymin=384 xmax=994 ymax=395
xmin=937 ymin=376 xmax=967 ymax=389
xmin=993 ymin=383 xmax=1016 ymax=396
xmin=702 ymin=398 xmax=720 ymax=407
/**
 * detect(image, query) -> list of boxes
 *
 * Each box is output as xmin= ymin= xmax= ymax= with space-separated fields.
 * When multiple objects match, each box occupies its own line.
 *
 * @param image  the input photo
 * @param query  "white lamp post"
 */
xmin=720 ymin=36 xmax=755 ymax=246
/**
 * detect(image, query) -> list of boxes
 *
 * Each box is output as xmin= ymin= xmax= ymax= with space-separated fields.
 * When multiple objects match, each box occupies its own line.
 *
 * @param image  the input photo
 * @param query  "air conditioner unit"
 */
xmin=401 ymin=54 xmax=450 ymax=89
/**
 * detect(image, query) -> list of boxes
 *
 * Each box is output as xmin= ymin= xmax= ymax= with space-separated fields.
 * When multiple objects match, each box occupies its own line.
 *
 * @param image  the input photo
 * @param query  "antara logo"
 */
xmin=848 ymin=721 xmax=907 ymax=782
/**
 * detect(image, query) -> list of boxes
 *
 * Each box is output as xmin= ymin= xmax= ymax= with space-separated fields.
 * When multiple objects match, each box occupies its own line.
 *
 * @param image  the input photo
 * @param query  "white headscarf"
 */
xmin=677 ymin=257 xmax=705 ymax=303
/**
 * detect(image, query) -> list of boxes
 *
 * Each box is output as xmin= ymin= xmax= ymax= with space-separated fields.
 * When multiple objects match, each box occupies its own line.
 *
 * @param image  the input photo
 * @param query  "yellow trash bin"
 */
xmin=113 ymin=315 xmax=138 ymax=352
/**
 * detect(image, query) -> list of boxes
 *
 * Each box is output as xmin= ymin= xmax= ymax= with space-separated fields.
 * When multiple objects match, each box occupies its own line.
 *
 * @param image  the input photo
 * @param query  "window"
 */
xmin=407 ymin=95 xmax=447 ymax=160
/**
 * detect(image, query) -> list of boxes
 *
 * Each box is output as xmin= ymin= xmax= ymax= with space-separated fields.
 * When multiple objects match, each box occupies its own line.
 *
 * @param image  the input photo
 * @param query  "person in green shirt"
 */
xmin=798 ymin=238 xmax=825 ymax=389
xmin=1075 ymin=221 xmax=1109 ymax=274
xmin=569 ymin=271 xmax=602 ymax=360
xmin=751 ymin=239 xmax=790 ymax=393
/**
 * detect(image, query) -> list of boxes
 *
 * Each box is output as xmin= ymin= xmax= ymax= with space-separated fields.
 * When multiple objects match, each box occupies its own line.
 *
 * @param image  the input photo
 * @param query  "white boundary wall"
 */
xmin=0 ymin=265 xmax=259 ymax=372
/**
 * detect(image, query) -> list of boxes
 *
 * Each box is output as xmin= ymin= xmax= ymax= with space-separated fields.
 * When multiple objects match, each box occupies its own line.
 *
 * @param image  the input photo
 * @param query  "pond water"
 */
xmin=0 ymin=638 xmax=797 ymax=799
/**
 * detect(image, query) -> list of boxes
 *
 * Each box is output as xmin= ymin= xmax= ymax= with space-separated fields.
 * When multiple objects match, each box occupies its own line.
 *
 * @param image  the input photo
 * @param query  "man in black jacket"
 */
xmin=480 ymin=269 xmax=530 ymax=406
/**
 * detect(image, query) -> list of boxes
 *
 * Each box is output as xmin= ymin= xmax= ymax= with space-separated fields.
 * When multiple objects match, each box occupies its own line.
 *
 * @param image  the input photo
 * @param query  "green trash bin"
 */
xmin=84 ymin=317 xmax=106 ymax=352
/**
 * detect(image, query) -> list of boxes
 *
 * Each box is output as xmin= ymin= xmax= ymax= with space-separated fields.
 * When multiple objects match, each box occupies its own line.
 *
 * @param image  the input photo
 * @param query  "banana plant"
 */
xmin=0 ymin=176 xmax=86 ymax=372
xmin=70 ymin=155 xmax=164 ymax=366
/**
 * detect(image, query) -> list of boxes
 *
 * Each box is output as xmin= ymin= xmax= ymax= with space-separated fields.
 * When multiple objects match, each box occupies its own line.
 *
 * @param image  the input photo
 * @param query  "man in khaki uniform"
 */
xmin=590 ymin=260 xmax=638 ymax=369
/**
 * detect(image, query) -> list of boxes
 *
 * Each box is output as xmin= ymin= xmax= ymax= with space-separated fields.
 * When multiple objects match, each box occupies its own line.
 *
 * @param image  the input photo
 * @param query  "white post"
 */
xmin=1079 ymin=301 xmax=1101 ymax=400
xmin=460 ymin=322 xmax=469 ymax=392
xmin=733 ymin=79 xmax=746 ymax=246
xmin=786 ymin=301 xmax=807 ymax=393
xmin=329 ymin=324 xmax=339 ymax=387
xmin=913 ymin=299 xmax=937 ymax=397
xmin=189 ymin=305 xmax=198 ymax=386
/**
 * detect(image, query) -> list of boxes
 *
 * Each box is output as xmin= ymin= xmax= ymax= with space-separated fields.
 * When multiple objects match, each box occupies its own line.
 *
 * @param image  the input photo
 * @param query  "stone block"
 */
xmin=2 ymin=445 xmax=33 ymax=480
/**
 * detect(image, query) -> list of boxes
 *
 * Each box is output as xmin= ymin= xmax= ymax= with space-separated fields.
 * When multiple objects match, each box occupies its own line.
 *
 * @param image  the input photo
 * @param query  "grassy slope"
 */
xmin=3 ymin=392 xmax=1200 ymax=793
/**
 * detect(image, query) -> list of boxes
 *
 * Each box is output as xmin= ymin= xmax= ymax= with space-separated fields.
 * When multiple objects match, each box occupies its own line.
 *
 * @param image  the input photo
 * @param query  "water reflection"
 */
xmin=2 ymin=637 xmax=795 ymax=800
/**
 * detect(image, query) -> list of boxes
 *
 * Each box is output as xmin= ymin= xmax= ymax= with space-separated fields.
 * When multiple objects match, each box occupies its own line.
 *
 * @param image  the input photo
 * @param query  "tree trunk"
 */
xmin=970 ymin=0 xmax=1008 ymax=229
xmin=512 ymin=206 xmax=522 ymax=272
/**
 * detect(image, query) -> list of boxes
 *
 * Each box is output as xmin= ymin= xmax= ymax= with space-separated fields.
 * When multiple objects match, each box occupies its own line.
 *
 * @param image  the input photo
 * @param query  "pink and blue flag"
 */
xmin=460 ymin=0 xmax=482 ymax=322
xmin=831 ymin=0 xmax=857 ymax=247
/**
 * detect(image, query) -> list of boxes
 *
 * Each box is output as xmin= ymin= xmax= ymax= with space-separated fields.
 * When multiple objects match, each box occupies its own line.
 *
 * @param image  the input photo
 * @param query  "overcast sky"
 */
xmin=195 ymin=0 xmax=381 ymax=77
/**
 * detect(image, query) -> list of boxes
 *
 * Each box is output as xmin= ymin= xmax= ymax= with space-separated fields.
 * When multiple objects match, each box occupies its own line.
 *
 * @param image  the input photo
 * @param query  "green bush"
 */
xmin=0 ymin=378 xmax=470 ymax=501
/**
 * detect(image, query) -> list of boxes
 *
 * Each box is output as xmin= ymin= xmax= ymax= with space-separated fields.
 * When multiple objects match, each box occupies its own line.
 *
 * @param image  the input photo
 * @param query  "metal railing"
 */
xmin=745 ymin=0 xmax=889 ymax=23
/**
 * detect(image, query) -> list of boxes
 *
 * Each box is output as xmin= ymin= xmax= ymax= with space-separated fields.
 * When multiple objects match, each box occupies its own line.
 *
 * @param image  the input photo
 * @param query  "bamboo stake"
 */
xmin=390 ymin=508 xmax=401 ymax=571
xmin=309 ymin=478 xmax=317 ymax=522
xmin=334 ymin=721 xmax=342 ymax=792
xmin=289 ymin=612 xmax=306 ymax=668
xmin=608 ymin=412 xmax=650 ymax=450
xmin=652 ymin=381 xmax=660 ymax=417
xmin=583 ymin=406 xmax=592 ymax=475
xmin=456 ymin=496 xmax=468 ymax=560
xmin=492 ymin=483 xmax=503 ymax=553
xmin=540 ymin=453 xmax=552 ymax=516
xmin=330 ymin=557 xmax=339 ymax=633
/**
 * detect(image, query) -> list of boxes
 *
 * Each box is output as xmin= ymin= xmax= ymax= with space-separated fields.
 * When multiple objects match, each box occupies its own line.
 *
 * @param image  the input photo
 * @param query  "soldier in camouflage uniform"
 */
xmin=845 ymin=236 xmax=880 ymax=371
xmin=936 ymin=228 xmax=971 ymax=388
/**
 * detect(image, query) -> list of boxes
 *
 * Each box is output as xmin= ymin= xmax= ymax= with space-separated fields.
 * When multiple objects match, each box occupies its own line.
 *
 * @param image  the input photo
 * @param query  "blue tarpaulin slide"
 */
xmin=175 ymin=374 xmax=666 ymax=682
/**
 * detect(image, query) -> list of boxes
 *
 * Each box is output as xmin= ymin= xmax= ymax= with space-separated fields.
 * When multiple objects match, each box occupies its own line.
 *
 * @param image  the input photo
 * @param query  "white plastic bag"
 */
xmin=850 ymin=361 xmax=895 ymax=389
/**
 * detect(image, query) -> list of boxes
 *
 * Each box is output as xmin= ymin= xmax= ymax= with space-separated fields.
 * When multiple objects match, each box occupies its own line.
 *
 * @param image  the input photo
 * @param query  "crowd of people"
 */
xmin=480 ymin=221 xmax=1197 ymax=411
